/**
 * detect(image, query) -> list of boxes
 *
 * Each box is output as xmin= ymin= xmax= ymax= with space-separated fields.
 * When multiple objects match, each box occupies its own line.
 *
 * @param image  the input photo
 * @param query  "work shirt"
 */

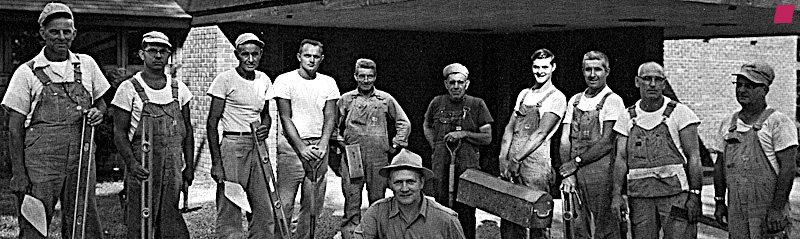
xmin=355 ymin=195 xmax=466 ymax=239
xmin=338 ymin=88 xmax=410 ymax=147
xmin=1 ymin=48 xmax=109 ymax=127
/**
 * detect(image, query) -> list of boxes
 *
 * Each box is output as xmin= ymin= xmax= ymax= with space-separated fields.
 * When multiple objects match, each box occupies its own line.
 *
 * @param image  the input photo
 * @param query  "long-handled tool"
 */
xmin=620 ymin=207 xmax=628 ymax=239
xmin=140 ymin=116 xmax=154 ymax=239
xmin=445 ymin=139 xmax=461 ymax=208
xmin=180 ymin=139 xmax=205 ymax=214
xmin=307 ymin=152 xmax=324 ymax=239
xmin=561 ymin=190 xmax=579 ymax=239
xmin=250 ymin=122 xmax=291 ymax=237
xmin=71 ymin=110 xmax=95 ymax=239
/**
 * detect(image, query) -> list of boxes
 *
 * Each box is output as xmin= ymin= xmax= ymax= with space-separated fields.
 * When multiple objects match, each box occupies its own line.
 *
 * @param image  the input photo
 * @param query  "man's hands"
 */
xmin=182 ymin=168 xmax=195 ymax=187
xmin=210 ymin=164 xmax=224 ymax=183
xmin=560 ymin=175 xmax=577 ymax=193
xmin=85 ymin=107 xmax=103 ymax=126
xmin=128 ymin=162 xmax=151 ymax=181
xmin=559 ymin=159 xmax=578 ymax=178
xmin=765 ymin=207 xmax=789 ymax=232
xmin=299 ymin=145 xmax=326 ymax=162
xmin=256 ymin=125 xmax=269 ymax=141
xmin=610 ymin=194 xmax=628 ymax=222
xmin=444 ymin=131 xmax=468 ymax=143
xmin=499 ymin=158 xmax=520 ymax=181
xmin=685 ymin=194 xmax=701 ymax=223
xmin=10 ymin=173 xmax=30 ymax=194
xmin=714 ymin=201 xmax=728 ymax=226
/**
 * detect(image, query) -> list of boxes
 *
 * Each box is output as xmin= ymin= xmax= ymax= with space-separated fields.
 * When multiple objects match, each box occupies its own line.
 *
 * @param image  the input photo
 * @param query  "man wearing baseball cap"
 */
xmin=711 ymin=61 xmax=798 ymax=238
xmin=2 ymin=2 xmax=110 ymax=238
xmin=112 ymin=31 xmax=194 ymax=238
xmin=354 ymin=149 xmax=466 ymax=239
xmin=423 ymin=62 xmax=493 ymax=239
xmin=206 ymin=33 xmax=278 ymax=238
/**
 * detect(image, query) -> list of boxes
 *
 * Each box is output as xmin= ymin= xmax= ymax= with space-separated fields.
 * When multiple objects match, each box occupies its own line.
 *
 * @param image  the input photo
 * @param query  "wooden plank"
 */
xmin=456 ymin=169 xmax=553 ymax=229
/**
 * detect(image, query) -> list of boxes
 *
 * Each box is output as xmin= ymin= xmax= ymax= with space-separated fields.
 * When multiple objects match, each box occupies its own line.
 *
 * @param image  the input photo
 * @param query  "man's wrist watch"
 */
xmin=714 ymin=196 xmax=725 ymax=202
xmin=688 ymin=189 xmax=701 ymax=195
xmin=574 ymin=156 xmax=582 ymax=165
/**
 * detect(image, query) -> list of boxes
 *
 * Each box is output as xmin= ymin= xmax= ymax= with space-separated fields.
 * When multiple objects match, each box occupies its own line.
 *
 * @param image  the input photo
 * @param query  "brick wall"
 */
xmin=664 ymin=36 xmax=800 ymax=145
xmin=175 ymin=25 xmax=278 ymax=173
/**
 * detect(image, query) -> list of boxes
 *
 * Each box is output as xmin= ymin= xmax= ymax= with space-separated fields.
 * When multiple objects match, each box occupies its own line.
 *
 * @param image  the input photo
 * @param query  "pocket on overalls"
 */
xmin=24 ymin=132 xmax=42 ymax=149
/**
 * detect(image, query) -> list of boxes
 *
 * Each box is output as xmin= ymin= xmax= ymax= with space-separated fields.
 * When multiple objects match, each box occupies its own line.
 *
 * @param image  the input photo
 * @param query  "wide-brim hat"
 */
xmin=379 ymin=149 xmax=434 ymax=179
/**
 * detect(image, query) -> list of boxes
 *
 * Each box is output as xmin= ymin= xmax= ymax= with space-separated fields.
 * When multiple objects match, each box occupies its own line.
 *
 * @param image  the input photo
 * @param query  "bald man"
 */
xmin=610 ymin=62 xmax=703 ymax=239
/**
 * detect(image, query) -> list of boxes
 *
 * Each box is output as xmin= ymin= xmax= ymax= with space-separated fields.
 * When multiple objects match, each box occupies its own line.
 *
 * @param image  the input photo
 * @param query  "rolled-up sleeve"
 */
xmin=387 ymin=95 xmax=411 ymax=147
xmin=1 ymin=65 xmax=34 ymax=115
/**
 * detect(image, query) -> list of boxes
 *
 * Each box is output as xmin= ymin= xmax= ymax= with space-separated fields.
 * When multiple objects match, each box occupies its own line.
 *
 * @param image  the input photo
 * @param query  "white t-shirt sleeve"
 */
xmin=1 ymin=65 xmax=34 ymax=115
xmin=177 ymin=79 xmax=193 ymax=107
xmin=512 ymin=89 xmax=527 ymax=112
xmin=770 ymin=112 xmax=799 ymax=152
xmin=207 ymin=73 xmax=230 ymax=99
xmin=613 ymin=108 xmax=633 ymax=137
xmin=673 ymin=104 xmax=701 ymax=131
xmin=81 ymin=54 xmax=111 ymax=101
xmin=268 ymin=76 xmax=292 ymax=100
xmin=601 ymin=94 xmax=626 ymax=122
xmin=562 ymin=94 xmax=578 ymax=125
xmin=541 ymin=91 xmax=567 ymax=119
xmin=325 ymin=78 xmax=341 ymax=100
xmin=709 ymin=118 xmax=730 ymax=154
xmin=111 ymin=81 xmax=136 ymax=112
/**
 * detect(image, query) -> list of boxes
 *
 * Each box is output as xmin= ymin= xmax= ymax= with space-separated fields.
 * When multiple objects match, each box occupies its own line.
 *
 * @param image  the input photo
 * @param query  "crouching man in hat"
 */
xmin=354 ymin=149 xmax=466 ymax=239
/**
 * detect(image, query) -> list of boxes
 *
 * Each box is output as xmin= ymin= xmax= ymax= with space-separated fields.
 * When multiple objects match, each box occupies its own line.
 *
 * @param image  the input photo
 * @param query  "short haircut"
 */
xmin=298 ymin=39 xmax=324 ymax=54
xmin=530 ymin=48 xmax=555 ymax=64
xmin=583 ymin=51 xmax=610 ymax=70
xmin=355 ymin=58 xmax=376 ymax=72
xmin=41 ymin=12 xmax=73 ymax=28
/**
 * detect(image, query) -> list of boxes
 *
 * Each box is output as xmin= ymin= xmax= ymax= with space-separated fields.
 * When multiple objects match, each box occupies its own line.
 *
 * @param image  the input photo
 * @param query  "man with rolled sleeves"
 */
xmin=207 ymin=33 xmax=277 ymax=238
xmin=354 ymin=149 xmax=466 ymax=239
xmin=712 ymin=61 xmax=797 ymax=238
xmin=498 ymin=48 xmax=566 ymax=239
xmin=2 ymin=2 xmax=109 ymax=238
xmin=337 ymin=58 xmax=411 ymax=239
xmin=610 ymin=62 xmax=703 ymax=239
xmin=423 ymin=63 xmax=493 ymax=239
xmin=112 ymin=31 xmax=194 ymax=238
xmin=558 ymin=51 xmax=625 ymax=239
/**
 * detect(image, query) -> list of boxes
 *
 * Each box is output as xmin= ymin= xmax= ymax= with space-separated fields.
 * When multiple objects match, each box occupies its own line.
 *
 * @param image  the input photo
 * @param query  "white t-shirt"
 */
xmin=111 ymin=72 xmax=193 ymax=140
xmin=613 ymin=96 xmax=700 ymax=158
xmin=266 ymin=69 xmax=341 ymax=139
xmin=709 ymin=109 xmax=798 ymax=174
xmin=207 ymin=69 xmax=271 ymax=132
xmin=513 ymin=85 xmax=567 ymax=141
xmin=1 ymin=49 xmax=110 ymax=127
xmin=563 ymin=86 xmax=626 ymax=132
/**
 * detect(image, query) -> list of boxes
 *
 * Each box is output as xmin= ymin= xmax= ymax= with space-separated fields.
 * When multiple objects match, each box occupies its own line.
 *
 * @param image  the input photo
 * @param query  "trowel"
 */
xmin=21 ymin=194 xmax=48 ymax=237
xmin=223 ymin=181 xmax=251 ymax=213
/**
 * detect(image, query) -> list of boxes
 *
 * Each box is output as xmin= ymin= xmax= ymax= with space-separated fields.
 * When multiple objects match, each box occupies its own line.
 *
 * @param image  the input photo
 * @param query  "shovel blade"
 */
xmin=224 ymin=181 xmax=251 ymax=213
xmin=21 ymin=195 xmax=48 ymax=237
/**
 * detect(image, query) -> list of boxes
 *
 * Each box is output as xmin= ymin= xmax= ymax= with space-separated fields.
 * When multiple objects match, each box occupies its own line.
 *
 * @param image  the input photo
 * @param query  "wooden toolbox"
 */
xmin=456 ymin=169 xmax=553 ymax=228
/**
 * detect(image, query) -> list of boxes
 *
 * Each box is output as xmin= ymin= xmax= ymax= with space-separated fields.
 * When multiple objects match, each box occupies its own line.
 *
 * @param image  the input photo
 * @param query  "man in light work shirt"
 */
xmin=712 ymin=61 xmax=797 ymax=238
xmin=269 ymin=39 xmax=340 ymax=239
xmin=2 ymin=3 xmax=109 ymax=238
xmin=354 ymin=149 xmax=466 ymax=239
xmin=207 ymin=33 xmax=276 ymax=238
xmin=558 ymin=51 xmax=625 ymax=238
xmin=337 ymin=58 xmax=411 ymax=238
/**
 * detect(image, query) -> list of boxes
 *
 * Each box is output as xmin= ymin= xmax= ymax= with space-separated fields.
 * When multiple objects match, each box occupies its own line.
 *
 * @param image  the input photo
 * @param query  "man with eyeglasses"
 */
xmin=558 ymin=51 xmax=625 ymax=238
xmin=423 ymin=63 xmax=493 ymax=239
xmin=207 ymin=33 xmax=277 ymax=238
xmin=610 ymin=62 xmax=702 ymax=239
xmin=112 ymin=31 xmax=194 ymax=238
xmin=710 ymin=62 xmax=797 ymax=238
xmin=335 ymin=58 xmax=411 ymax=239
xmin=498 ymin=48 xmax=566 ymax=239
xmin=2 ymin=3 xmax=110 ymax=238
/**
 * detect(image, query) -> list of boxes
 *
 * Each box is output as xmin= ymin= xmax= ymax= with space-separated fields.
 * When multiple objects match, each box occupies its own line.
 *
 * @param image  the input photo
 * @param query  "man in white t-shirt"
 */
xmin=1 ymin=3 xmax=110 ymax=238
xmin=207 ymin=33 xmax=278 ymax=238
xmin=112 ymin=31 xmax=194 ymax=238
xmin=558 ymin=51 xmax=626 ymax=238
xmin=268 ymin=39 xmax=341 ymax=239
xmin=710 ymin=61 xmax=797 ymax=238
xmin=610 ymin=62 xmax=703 ymax=239
xmin=498 ymin=48 xmax=566 ymax=239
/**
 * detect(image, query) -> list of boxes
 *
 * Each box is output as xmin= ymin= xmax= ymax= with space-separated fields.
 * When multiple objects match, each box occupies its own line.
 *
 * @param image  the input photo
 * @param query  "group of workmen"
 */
xmin=5 ymin=2 xmax=797 ymax=239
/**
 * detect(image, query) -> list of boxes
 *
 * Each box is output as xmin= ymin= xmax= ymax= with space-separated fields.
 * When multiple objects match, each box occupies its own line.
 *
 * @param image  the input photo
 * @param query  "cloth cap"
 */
xmin=39 ymin=3 xmax=73 ymax=26
xmin=235 ymin=33 xmax=264 ymax=48
xmin=142 ymin=31 xmax=172 ymax=48
xmin=443 ymin=63 xmax=469 ymax=78
xmin=732 ymin=61 xmax=774 ymax=86
xmin=379 ymin=149 xmax=434 ymax=179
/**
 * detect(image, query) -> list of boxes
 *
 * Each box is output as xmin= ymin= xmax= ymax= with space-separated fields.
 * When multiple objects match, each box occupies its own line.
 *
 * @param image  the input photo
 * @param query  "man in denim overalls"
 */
xmin=498 ymin=48 xmax=566 ymax=239
xmin=712 ymin=62 xmax=797 ymax=238
xmin=424 ymin=63 xmax=493 ymax=239
xmin=337 ymin=58 xmax=411 ymax=239
xmin=2 ymin=3 xmax=110 ymax=238
xmin=112 ymin=32 xmax=194 ymax=238
xmin=610 ymin=62 xmax=703 ymax=239
xmin=558 ymin=51 xmax=625 ymax=238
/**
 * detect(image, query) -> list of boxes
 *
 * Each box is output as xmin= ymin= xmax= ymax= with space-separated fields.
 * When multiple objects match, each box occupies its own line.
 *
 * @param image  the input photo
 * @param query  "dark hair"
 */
xmin=41 ymin=12 xmax=72 ymax=28
xmin=530 ymin=48 xmax=555 ymax=65
xmin=582 ymin=51 xmax=610 ymax=70
xmin=298 ymin=39 xmax=324 ymax=54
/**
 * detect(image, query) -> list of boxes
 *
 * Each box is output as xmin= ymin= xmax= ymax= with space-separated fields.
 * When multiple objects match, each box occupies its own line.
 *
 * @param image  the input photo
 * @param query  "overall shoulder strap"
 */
xmin=535 ymin=90 xmax=556 ymax=107
xmin=753 ymin=108 xmax=776 ymax=131
xmin=129 ymin=77 xmax=150 ymax=103
xmin=627 ymin=105 xmax=637 ymax=119
xmin=73 ymin=55 xmax=82 ymax=84
xmin=596 ymin=92 xmax=613 ymax=110
xmin=728 ymin=111 xmax=740 ymax=132
xmin=572 ymin=93 xmax=582 ymax=107
xmin=662 ymin=100 xmax=678 ymax=118
xmin=171 ymin=78 xmax=179 ymax=100
xmin=25 ymin=60 xmax=52 ymax=85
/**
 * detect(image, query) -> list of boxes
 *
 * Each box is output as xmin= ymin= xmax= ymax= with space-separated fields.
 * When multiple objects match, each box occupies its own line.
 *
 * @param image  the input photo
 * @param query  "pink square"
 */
xmin=774 ymin=5 xmax=795 ymax=23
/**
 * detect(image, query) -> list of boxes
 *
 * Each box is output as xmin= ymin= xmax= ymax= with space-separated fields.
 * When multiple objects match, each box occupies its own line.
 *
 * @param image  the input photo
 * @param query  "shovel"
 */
xmin=21 ymin=194 xmax=48 ymax=237
xmin=306 ymin=151 xmax=325 ymax=239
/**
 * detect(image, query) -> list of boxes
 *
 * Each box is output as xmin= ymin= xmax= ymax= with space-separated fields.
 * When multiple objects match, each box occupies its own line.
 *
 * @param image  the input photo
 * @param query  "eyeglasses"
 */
xmin=446 ymin=80 xmax=467 ymax=85
xmin=355 ymin=74 xmax=376 ymax=80
xmin=144 ymin=49 xmax=172 ymax=56
xmin=733 ymin=82 xmax=766 ymax=89
xmin=636 ymin=76 xmax=666 ymax=84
